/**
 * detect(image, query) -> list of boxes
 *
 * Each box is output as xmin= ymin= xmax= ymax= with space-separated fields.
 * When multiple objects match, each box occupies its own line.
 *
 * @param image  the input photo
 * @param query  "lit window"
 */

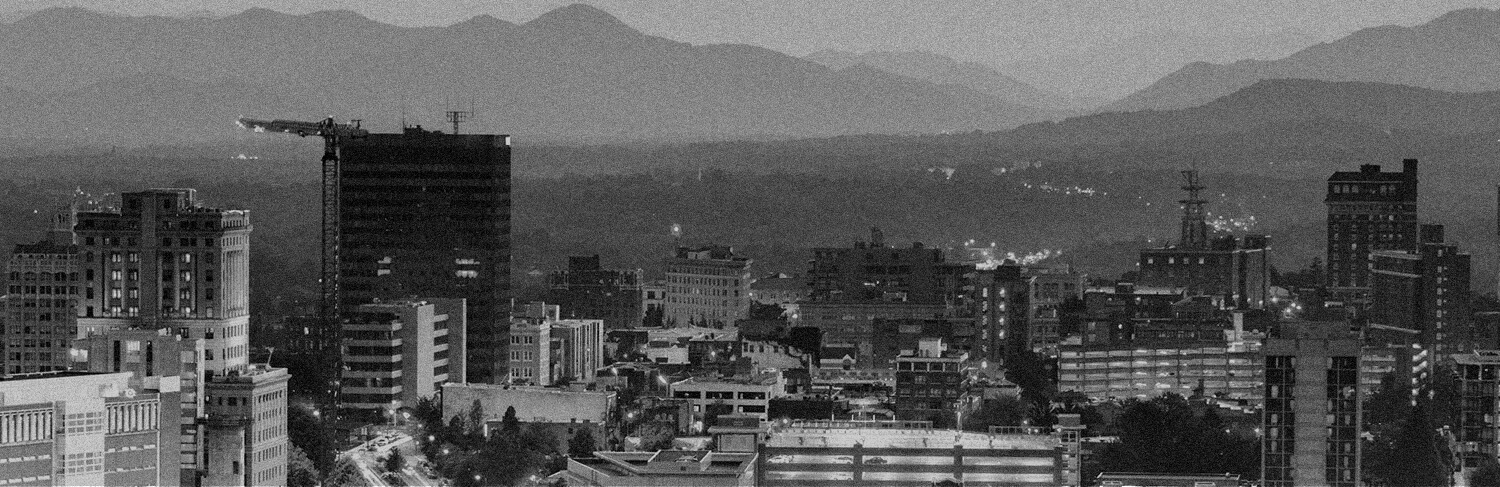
xmin=455 ymin=270 xmax=478 ymax=278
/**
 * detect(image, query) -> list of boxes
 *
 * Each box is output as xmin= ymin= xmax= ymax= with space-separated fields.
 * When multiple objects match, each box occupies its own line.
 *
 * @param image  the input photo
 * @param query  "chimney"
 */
xmin=1403 ymin=158 xmax=1418 ymax=176
xmin=870 ymin=227 xmax=885 ymax=248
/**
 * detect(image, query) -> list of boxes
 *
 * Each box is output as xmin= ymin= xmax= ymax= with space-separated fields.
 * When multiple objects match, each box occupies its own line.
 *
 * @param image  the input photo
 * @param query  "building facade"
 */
xmin=670 ymin=374 xmax=787 ymax=425
xmin=507 ymin=302 xmax=603 ymax=385
xmin=1370 ymin=224 xmax=1472 ymax=369
xmin=894 ymin=338 xmax=971 ymax=425
xmin=759 ymin=420 xmax=1071 ymax=486
xmin=202 ymin=364 xmax=290 ymax=487
xmin=1261 ymin=322 xmax=1362 ymax=487
xmin=2 ymin=239 xmax=80 ymax=375
xmin=340 ymin=298 xmax=465 ymax=415
xmin=547 ymin=255 xmax=644 ymax=330
xmin=0 ymin=371 xmax=175 ymax=486
xmin=664 ymin=246 xmax=752 ymax=327
xmin=1326 ymin=160 xmax=1420 ymax=308
xmin=807 ymin=228 xmax=966 ymax=304
xmin=73 ymin=189 xmax=252 ymax=378
xmin=339 ymin=128 xmax=512 ymax=384
xmin=1454 ymin=350 xmax=1500 ymax=472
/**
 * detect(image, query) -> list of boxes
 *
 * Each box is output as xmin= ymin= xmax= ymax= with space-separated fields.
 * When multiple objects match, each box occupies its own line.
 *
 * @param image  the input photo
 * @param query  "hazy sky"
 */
xmin=6 ymin=0 xmax=1500 ymax=94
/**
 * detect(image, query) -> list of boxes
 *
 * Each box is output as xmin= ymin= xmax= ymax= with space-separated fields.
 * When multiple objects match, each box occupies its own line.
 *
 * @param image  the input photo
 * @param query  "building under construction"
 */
xmin=339 ymin=125 xmax=512 ymax=384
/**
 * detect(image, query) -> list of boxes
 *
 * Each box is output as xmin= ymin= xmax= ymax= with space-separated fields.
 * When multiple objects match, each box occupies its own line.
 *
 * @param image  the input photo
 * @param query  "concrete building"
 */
xmin=1137 ymin=235 xmax=1270 ymax=310
xmin=1095 ymin=472 xmax=1240 ymax=487
xmin=551 ymin=450 xmax=757 ymax=486
xmin=442 ymin=383 xmax=615 ymax=450
xmin=670 ymin=373 xmax=788 ymax=425
xmin=643 ymin=280 xmax=666 ymax=327
xmin=508 ymin=302 xmax=604 ymax=385
xmin=971 ymin=264 xmax=1032 ymax=362
xmin=1058 ymin=319 xmax=1263 ymax=405
xmin=1326 ymin=160 xmax=1420 ymax=308
xmin=1261 ymin=321 xmax=1362 ymax=487
xmin=1453 ymin=350 xmax=1500 ymax=473
xmin=71 ymin=327 xmax=204 ymax=485
xmin=749 ymin=273 xmax=808 ymax=307
xmin=2 ymin=238 xmax=80 ymax=375
xmin=202 ymin=364 xmax=290 ymax=487
xmin=547 ymin=255 xmax=644 ymax=330
xmin=1370 ymin=224 xmax=1472 ymax=374
xmin=72 ymin=189 xmax=252 ymax=378
xmin=894 ymin=338 xmax=971 ymax=425
xmin=339 ymin=127 xmax=512 ymax=384
xmin=664 ymin=246 xmax=752 ymax=327
xmin=0 ymin=371 xmax=175 ymax=486
xmin=1024 ymin=264 xmax=1086 ymax=355
xmin=340 ymin=298 xmax=465 ymax=416
xmin=759 ymin=420 xmax=1073 ymax=486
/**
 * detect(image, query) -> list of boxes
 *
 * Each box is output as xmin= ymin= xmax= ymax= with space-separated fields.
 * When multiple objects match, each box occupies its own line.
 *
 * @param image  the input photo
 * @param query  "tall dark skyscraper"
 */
xmin=1325 ymin=159 xmax=1419 ymax=308
xmin=339 ymin=126 xmax=512 ymax=384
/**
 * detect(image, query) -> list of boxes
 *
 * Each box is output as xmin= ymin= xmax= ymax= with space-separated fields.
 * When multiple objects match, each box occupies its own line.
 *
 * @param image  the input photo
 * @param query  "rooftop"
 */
xmin=766 ymin=421 xmax=1059 ymax=450
xmin=1454 ymin=350 xmax=1500 ymax=365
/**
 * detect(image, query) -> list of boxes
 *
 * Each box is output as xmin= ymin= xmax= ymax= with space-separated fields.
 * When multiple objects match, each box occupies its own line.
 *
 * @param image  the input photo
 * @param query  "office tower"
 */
xmin=1371 ymin=224 xmax=1472 ymax=376
xmin=72 ymin=328 xmax=204 ymax=486
xmin=340 ymin=298 xmax=466 ymax=417
xmin=203 ymin=364 xmax=290 ymax=487
xmin=1262 ymin=322 xmax=1362 ymax=487
xmin=506 ymin=302 xmax=603 ymax=385
xmin=971 ymin=263 xmax=1030 ymax=361
xmin=663 ymin=246 xmax=752 ymax=327
xmin=1137 ymin=171 xmax=1271 ymax=310
xmin=547 ymin=255 xmax=644 ymax=330
xmin=339 ymin=127 xmax=511 ymax=384
xmin=0 ymin=371 xmax=175 ymax=486
xmin=2 ymin=238 xmax=79 ymax=374
xmin=1326 ymin=159 xmax=1420 ymax=308
xmin=73 ymin=189 xmax=252 ymax=377
xmin=893 ymin=338 xmax=970 ymax=425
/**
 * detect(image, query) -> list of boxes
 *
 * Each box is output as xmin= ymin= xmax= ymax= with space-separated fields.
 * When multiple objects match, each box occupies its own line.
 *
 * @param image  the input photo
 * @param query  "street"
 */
xmin=341 ymin=432 xmax=446 ymax=487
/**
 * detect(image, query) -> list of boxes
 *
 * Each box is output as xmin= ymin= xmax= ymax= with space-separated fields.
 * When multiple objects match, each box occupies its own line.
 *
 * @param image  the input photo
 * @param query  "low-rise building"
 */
xmin=203 ymin=364 xmax=290 ymax=487
xmin=759 ymin=420 xmax=1074 ymax=486
xmin=1096 ymin=472 xmax=1241 ymax=487
xmin=442 ymin=383 xmax=616 ymax=451
xmin=340 ymin=298 xmax=465 ymax=416
xmin=894 ymin=338 xmax=971 ymax=425
xmin=670 ymin=373 xmax=788 ymax=426
xmin=1453 ymin=350 xmax=1500 ymax=472
xmin=508 ymin=302 xmax=604 ymax=385
xmin=550 ymin=450 xmax=756 ymax=486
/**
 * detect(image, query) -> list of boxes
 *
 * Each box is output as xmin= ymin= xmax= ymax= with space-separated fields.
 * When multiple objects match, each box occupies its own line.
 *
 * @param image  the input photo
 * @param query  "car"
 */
xmin=864 ymin=457 xmax=888 ymax=465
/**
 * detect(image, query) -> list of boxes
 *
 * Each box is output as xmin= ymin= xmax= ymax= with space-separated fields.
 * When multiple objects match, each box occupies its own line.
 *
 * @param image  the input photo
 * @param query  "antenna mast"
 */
xmin=1179 ymin=169 xmax=1208 ymax=249
xmin=445 ymin=110 xmax=471 ymax=135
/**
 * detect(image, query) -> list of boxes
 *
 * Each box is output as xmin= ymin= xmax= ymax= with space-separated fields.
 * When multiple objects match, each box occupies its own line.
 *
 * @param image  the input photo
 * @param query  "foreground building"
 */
xmin=1058 ymin=319 xmax=1263 ymax=405
xmin=551 ymin=450 xmax=756 ymax=486
xmin=339 ymin=127 xmax=512 ymax=383
xmin=507 ymin=302 xmax=604 ymax=385
xmin=1454 ymin=350 xmax=1500 ymax=472
xmin=340 ymin=298 xmax=465 ymax=416
xmin=0 ymin=371 xmax=175 ymax=486
xmin=1 ymin=224 xmax=80 ymax=374
xmin=203 ymin=364 xmax=290 ymax=487
xmin=759 ymin=420 xmax=1076 ymax=486
xmin=1261 ymin=321 xmax=1362 ymax=487
xmin=1370 ymin=223 xmax=1472 ymax=366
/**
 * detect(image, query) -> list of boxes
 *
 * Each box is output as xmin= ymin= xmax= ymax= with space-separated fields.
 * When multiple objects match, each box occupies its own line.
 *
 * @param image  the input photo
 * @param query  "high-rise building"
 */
xmin=203 ymin=364 xmax=290 ymax=487
xmin=340 ymin=298 xmax=466 ymax=417
xmin=0 ymin=371 xmax=177 ymax=486
xmin=1023 ymin=264 xmax=1086 ymax=355
xmin=73 ymin=189 xmax=252 ymax=378
xmin=2 ymin=238 xmax=80 ymax=375
xmin=1453 ymin=350 xmax=1500 ymax=473
xmin=664 ymin=246 xmax=752 ymax=327
xmin=339 ymin=127 xmax=511 ymax=384
xmin=1326 ymin=159 xmax=1420 ymax=308
xmin=547 ymin=255 xmax=644 ymax=330
xmin=72 ymin=327 xmax=204 ymax=485
xmin=1370 ymin=224 xmax=1472 ymax=375
xmin=1261 ymin=321 xmax=1362 ymax=487
xmin=1137 ymin=171 xmax=1271 ymax=310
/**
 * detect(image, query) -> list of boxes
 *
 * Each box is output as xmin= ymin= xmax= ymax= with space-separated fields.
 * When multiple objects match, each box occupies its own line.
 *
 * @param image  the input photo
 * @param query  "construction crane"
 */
xmin=235 ymin=117 xmax=367 ymax=382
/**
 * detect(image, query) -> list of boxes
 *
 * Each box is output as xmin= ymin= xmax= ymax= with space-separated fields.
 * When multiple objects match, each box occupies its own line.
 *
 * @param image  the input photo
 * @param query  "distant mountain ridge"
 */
xmin=1105 ymin=8 xmax=1500 ymax=112
xmin=803 ymin=50 xmax=1101 ymax=110
xmin=0 ymin=4 xmax=1059 ymax=144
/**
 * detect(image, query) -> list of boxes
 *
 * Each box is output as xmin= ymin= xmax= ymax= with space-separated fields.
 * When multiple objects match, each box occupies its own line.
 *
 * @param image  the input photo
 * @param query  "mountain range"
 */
xmin=1106 ymin=8 xmax=1500 ymax=112
xmin=0 ymin=5 xmax=1061 ymax=144
xmin=803 ymin=50 xmax=1101 ymax=111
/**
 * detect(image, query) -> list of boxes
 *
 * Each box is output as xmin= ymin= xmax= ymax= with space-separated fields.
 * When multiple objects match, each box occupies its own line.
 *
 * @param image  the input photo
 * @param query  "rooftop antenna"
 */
xmin=446 ymin=110 xmax=471 ymax=135
xmin=1179 ymin=165 xmax=1208 ymax=249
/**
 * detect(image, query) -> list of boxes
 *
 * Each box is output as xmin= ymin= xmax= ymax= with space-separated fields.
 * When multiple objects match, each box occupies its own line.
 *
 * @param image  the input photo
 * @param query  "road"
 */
xmin=341 ymin=432 xmax=446 ymax=487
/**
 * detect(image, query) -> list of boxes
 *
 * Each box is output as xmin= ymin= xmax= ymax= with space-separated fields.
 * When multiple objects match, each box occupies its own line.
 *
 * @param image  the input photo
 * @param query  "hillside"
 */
xmin=804 ymin=50 xmax=1098 ymax=110
xmin=1106 ymin=8 xmax=1500 ymax=112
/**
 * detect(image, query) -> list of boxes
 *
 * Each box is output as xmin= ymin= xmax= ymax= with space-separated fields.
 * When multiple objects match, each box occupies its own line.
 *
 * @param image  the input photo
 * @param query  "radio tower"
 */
xmin=1179 ymin=170 xmax=1208 ymax=249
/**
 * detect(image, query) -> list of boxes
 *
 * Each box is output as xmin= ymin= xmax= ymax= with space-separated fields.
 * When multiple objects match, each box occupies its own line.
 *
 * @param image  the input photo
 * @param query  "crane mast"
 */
xmin=237 ymin=117 xmax=367 ymax=407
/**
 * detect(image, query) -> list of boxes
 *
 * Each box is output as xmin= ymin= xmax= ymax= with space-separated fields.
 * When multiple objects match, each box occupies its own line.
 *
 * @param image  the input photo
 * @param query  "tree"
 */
xmin=286 ymin=443 xmax=321 ymax=487
xmin=413 ymin=394 xmax=443 ymax=432
xmin=963 ymin=395 xmax=1028 ymax=432
xmin=287 ymin=405 xmax=335 ymax=474
xmin=568 ymin=428 xmax=598 ymax=458
xmin=323 ymin=456 xmax=364 ymax=487
xmin=502 ymin=405 xmax=521 ymax=433
xmin=635 ymin=422 xmax=675 ymax=451
xmin=384 ymin=448 xmax=406 ymax=473
xmin=1370 ymin=404 xmax=1450 ymax=487
xmin=1096 ymin=394 xmax=1258 ymax=477
xmin=468 ymin=400 xmax=487 ymax=438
